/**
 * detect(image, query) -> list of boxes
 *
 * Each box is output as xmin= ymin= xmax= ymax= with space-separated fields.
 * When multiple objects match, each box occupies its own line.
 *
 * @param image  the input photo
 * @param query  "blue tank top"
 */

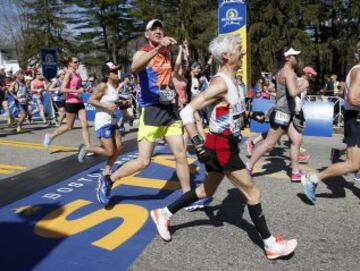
xmin=138 ymin=44 xmax=173 ymax=107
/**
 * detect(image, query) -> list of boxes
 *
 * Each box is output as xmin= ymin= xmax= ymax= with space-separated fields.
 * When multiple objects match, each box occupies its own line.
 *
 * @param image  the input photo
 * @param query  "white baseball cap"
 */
xmin=146 ymin=19 xmax=164 ymax=31
xmin=284 ymin=48 xmax=301 ymax=57
xmin=105 ymin=62 xmax=121 ymax=71
xmin=57 ymin=69 xmax=65 ymax=76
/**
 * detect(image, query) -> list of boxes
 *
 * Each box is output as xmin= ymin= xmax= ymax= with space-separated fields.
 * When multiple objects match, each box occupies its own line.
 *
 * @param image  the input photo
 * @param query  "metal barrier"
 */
xmin=306 ymin=95 xmax=344 ymax=128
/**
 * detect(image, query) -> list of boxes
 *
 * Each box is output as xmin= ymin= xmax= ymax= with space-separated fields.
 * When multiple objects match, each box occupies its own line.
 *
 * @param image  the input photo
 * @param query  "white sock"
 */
xmin=311 ymin=174 xmax=320 ymax=184
xmin=161 ymin=207 xmax=173 ymax=220
xmin=263 ymin=236 xmax=276 ymax=247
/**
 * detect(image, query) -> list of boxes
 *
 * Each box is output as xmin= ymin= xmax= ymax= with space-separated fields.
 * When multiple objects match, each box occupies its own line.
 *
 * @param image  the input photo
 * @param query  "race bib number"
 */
xmin=18 ymin=97 xmax=28 ymax=104
xmin=159 ymin=87 xmax=175 ymax=104
xmin=274 ymin=110 xmax=290 ymax=126
xmin=231 ymin=103 xmax=245 ymax=136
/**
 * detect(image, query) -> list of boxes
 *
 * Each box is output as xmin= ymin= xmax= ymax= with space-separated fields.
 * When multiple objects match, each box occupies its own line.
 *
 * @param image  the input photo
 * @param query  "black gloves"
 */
xmin=195 ymin=146 xmax=212 ymax=163
xmin=250 ymin=111 xmax=265 ymax=123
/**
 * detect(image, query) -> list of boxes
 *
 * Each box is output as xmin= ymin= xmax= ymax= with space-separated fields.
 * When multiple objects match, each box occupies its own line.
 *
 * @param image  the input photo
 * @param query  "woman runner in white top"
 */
xmin=78 ymin=62 xmax=122 ymax=179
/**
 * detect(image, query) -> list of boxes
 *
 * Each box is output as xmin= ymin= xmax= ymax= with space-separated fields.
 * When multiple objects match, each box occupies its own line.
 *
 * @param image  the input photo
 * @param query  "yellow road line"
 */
xmin=0 ymin=139 xmax=77 ymax=152
xmin=0 ymin=164 xmax=27 ymax=170
xmin=0 ymin=169 xmax=13 ymax=174
xmin=115 ymin=176 xmax=180 ymax=190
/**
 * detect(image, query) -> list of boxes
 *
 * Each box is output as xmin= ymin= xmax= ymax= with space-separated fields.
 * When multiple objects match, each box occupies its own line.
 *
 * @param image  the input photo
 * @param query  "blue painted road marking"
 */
xmin=0 ymin=146 xmax=206 ymax=271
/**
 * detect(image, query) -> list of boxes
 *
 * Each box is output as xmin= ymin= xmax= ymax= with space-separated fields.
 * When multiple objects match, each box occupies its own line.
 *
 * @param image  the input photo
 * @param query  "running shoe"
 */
xmin=291 ymin=171 xmax=304 ymax=182
xmin=96 ymin=175 xmax=113 ymax=206
xmin=245 ymin=138 xmax=254 ymax=156
xmin=150 ymin=208 xmax=171 ymax=241
xmin=43 ymin=133 xmax=52 ymax=149
xmin=78 ymin=144 xmax=87 ymax=163
xmin=184 ymin=197 xmax=213 ymax=212
xmin=301 ymin=174 xmax=318 ymax=203
xmin=119 ymin=126 xmax=126 ymax=135
xmin=298 ymin=153 xmax=311 ymax=163
xmin=353 ymin=172 xmax=360 ymax=182
xmin=265 ymin=235 xmax=298 ymax=260
xmin=330 ymin=148 xmax=340 ymax=164
xmin=16 ymin=126 xmax=25 ymax=133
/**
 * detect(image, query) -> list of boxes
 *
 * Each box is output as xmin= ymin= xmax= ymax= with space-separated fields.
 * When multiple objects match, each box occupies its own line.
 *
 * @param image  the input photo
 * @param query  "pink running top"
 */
xmin=174 ymin=80 xmax=187 ymax=108
xmin=66 ymin=71 xmax=83 ymax=104
xmin=32 ymin=79 xmax=46 ymax=97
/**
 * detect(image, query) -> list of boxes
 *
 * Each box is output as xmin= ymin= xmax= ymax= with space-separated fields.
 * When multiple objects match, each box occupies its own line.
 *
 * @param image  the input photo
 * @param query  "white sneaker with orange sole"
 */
xmin=150 ymin=209 xmax=171 ymax=241
xmin=265 ymin=235 xmax=298 ymax=260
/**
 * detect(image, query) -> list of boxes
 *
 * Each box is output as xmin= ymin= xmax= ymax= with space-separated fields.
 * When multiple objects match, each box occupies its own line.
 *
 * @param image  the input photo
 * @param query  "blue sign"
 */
xmin=303 ymin=101 xmax=334 ymax=137
xmin=0 ymin=147 xmax=205 ymax=271
xmin=5 ymin=93 xmax=122 ymax=123
xmin=82 ymin=93 xmax=122 ymax=122
xmin=7 ymin=93 xmax=54 ymax=120
xmin=218 ymin=0 xmax=247 ymax=34
xmin=41 ymin=48 xmax=58 ymax=82
xmin=250 ymin=98 xmax=334 ymax=137
xmin=250 ymin=98 xmax=273 ymax=133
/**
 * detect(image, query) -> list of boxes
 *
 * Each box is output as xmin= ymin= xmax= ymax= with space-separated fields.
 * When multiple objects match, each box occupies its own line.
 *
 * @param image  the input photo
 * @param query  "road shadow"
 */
xmin=252 ymin=156 xmax=288 ymax=178
xmin=107 ymin=154 xmax=200 ymax=207
xmin=50 ymin=149 xmax=77 ymax=154
xmin=0 ymin=203 xmax=67 ymax=271
xmin=171 ymin=188 xmax=264 ymax=249
xmin=297 ymin=167 xmax=360 ymax=204
xmin=296 ymin=193 xmax=315 ymax=205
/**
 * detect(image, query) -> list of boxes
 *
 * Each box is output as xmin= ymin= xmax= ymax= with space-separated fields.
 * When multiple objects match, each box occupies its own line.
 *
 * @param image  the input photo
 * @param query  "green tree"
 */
xmin=131 ymin=0 xmax=218 ymax=61
xmin=17 ymin=0 xmax=72 ymax=67
xmin=66 ymin=0 xmax=141 ymax=67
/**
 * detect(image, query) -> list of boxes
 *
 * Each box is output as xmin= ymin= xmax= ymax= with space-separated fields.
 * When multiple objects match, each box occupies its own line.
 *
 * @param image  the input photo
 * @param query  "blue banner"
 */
xmin=41 ymin=48 xmax=58 ymax=82
xmin=218 ymin=0 xmax=248 ymax=86
xmin=250 ymin=98 xmax=334 ymax=137
xmin=218 ymin=0 xmax=247 ymax=34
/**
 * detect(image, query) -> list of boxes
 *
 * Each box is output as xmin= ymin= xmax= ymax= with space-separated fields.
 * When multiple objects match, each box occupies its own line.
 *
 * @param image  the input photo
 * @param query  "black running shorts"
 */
xmin=344 ymin=110 xmax=360 ymax=147
xmin=65 ymin=102 xmax=85 ymax=114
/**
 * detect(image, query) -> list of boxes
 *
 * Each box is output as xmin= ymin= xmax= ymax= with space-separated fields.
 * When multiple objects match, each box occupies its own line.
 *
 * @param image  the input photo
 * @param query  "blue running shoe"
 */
xmin=184 ymin=197 xmax=213 ymax=212
xmin=354 ymin=172 xmax=360 ymax=182
xmin=301 ymin=174 xmax=318 ymax=204
xmin=78 ymin=144 xmax=87 ymax=163
xmin=96 ymin=175 xmax=113 ymax=206
xmin=119 ymin=126 xmax=126 ymax=135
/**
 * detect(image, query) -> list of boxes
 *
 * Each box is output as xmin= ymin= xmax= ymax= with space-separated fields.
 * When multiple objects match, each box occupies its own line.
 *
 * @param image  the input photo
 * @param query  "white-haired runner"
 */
xmin=150 ymin=35 xmax=298 ymax=260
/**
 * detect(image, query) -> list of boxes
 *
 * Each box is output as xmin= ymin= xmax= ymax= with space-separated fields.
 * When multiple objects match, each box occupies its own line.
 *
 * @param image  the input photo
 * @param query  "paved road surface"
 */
xmin=0 ymin=118 xmax=359 ymax=271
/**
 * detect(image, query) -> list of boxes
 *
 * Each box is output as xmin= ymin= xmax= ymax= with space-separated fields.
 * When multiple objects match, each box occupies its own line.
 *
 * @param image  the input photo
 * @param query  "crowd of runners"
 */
xmin=0 ymin=64 xmax=139 ymax=134
xmin=1 ymin=18 xmax=360 ymax=261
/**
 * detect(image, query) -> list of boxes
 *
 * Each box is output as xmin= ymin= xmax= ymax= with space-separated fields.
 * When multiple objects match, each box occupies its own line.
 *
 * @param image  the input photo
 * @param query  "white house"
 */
xmin=0 ymin=48 xmax=20 ymax=73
